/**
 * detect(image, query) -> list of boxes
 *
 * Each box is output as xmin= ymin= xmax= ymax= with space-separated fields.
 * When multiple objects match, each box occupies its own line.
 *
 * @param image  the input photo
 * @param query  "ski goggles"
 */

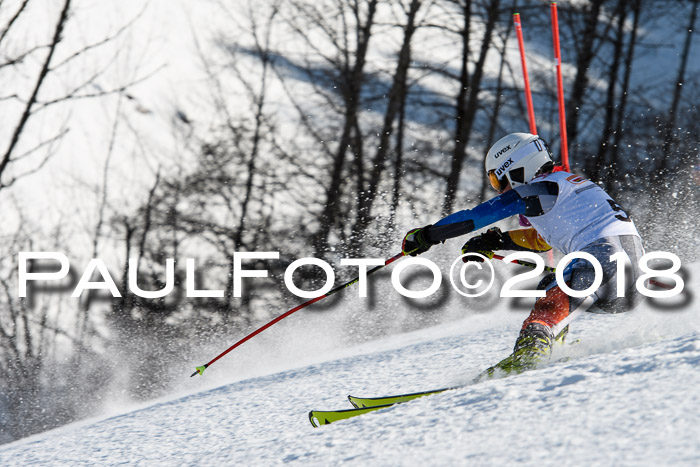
xmin=488 ymin=170 xmax=508 ymax=192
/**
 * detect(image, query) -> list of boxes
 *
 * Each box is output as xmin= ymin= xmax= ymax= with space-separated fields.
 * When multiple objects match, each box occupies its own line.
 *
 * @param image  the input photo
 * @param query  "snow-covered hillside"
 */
xmin=1 ymin=264 xmax=698 ymax=466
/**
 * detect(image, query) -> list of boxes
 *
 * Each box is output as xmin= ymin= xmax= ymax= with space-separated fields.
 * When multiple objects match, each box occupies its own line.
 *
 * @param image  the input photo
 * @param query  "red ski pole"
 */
xmin=191 ymin=252 xmax=405 ymax=377
xmin=550 ymin=2 xmax=570 ymax=171
xmin=513 ymin=13 xmax=538 ymax=135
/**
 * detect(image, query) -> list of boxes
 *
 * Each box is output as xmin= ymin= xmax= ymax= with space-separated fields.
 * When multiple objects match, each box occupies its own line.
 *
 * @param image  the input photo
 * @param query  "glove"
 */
xmin=460 ymin=227 xmax=506 ymax=263
xmin=402 ymin=225 xmax=437 ymax=256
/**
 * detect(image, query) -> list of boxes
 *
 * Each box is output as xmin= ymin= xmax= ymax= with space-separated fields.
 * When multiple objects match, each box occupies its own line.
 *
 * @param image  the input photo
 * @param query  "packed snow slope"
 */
xmin=1 ymin=266 xmax=699 ymax=466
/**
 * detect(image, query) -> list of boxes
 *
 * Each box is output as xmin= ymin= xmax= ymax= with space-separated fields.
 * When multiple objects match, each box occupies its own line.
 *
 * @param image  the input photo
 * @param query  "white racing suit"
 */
xmin=424 ymin=171 xmax=645 ymax=344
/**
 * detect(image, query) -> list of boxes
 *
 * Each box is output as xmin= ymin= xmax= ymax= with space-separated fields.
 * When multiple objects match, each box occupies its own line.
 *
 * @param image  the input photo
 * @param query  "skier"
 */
xmin=401 ymin=133 xmax=645 ymax=375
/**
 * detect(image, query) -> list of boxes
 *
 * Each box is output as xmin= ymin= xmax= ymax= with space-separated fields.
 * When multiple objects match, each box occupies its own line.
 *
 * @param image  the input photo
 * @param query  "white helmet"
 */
xmin=485 ymin=133 xmax=553 ymax=191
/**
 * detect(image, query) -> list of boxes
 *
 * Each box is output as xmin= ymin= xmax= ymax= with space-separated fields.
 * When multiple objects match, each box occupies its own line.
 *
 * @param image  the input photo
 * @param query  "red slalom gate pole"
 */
xmin=513 ymin=13 xmax=538 ymax=135
xmin=490 ymin=253 xmax=674 ymax=290
xmin=550 ymin=2 xmax=570 ymax=171
xmin=514 ymin=11 xmax=557 ymax=267
xmin=191 ymin=252 xmax=405 ymax=377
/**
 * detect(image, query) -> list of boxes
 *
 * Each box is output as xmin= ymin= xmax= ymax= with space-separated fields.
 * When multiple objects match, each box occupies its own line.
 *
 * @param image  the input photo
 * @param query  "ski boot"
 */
xmin=479 ymin=323 xmax=554 ymax=380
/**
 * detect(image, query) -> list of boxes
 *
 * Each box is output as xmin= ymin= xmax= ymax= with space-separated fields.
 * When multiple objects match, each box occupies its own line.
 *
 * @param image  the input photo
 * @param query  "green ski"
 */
xmin=309 ymin=334 xmax=583 ymax=426
xmin=348 ymin=387 xmax=450 ymax=408
xmin=309 ymin=388 xmax=451 ymax=427
xmin=309 ymin=404 xmax=395 ymax=427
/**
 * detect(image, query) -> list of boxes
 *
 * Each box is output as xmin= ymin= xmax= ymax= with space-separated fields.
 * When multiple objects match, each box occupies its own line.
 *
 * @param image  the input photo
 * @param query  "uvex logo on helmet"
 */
xmin=495 ymin=157 xmax=513 ymax=177
xmin=494 ymin=145 xmax=511 ymax=159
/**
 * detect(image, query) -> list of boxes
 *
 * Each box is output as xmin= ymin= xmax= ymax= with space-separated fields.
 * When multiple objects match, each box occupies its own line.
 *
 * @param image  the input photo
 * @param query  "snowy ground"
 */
xmin=1 ymin=265 xmax=698 ymax=466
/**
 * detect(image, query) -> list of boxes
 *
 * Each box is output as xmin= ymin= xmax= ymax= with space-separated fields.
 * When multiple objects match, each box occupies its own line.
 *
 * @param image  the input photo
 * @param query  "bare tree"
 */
xmin=296 ymin=0 xmax=380 ymax=257
xmin=442 ymin=0 xmax=501 ymax=216
xmin=0 ymin=219 xmax=109 ymax=442
xmin=561 ymin=0 xmax=605 ymax=149
xmin=588 ymin=0 xmax=628 ymax=183
xmin=605 ymin=0 xmax=641 ymax=195
xmin=657 ymin=0 xmax=698 ymax=175
xmin=0 ymin=0 xmax=156 ymax=443
xmin=481 ymin=18 xmax=513 ymax=201
xmin=0 ymin=0 xmax=148 ymax=192
xmin=0 ymin=0 xmax=72 ymax=190
xmin=350 ymin=0 xmax=424 ymax=251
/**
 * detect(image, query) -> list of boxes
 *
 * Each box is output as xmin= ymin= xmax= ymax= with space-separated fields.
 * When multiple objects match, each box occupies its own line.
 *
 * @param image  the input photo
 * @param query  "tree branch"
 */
xmin=0 ymin=0 xmax=72 ymax=187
